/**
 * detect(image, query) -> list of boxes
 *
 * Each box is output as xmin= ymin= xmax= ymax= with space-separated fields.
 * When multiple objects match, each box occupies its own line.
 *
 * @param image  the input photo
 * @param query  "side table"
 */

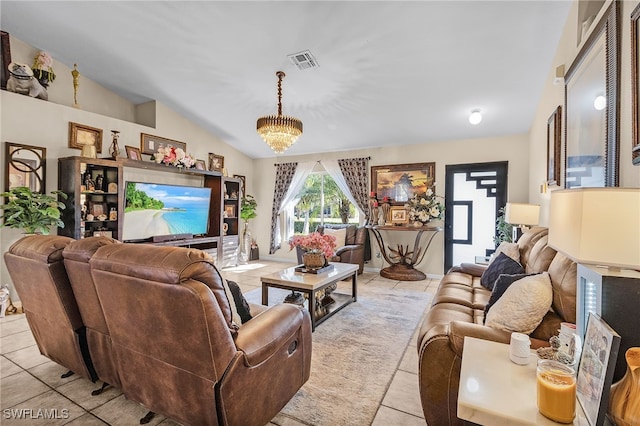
xmin=458 ymin=337 xmax=588 ymax=425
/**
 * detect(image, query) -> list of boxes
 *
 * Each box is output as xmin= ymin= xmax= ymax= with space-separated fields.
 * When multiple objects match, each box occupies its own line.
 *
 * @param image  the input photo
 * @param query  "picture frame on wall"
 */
xmin=140 ymin=133 xmax=187 ymax=155
xmin=371 ymin=162 xmax=435 ymax=205
xmin=5 ymin=142 xmax=46 ymax=193
xmin=69 ymin=122 xmax=103 ymax=153
xmin=564 ymin=1 xmax=619 ymax=188
xmin=546 ymin=106 xmax=562 ymax=186
xmin=1 ymin=31 xmax=11 ymax=90
xmin=631 ymin=2 xmax=640 ymax=165
xmin=576 ymin=313 xmax=620 ymax=426
xmin=233 ymin=174 xmax=246 ymax=193
xmin=208 ymin=153 xmax=224 ymax=172
xmin=125 ymin=145 xmax=142 ymax=160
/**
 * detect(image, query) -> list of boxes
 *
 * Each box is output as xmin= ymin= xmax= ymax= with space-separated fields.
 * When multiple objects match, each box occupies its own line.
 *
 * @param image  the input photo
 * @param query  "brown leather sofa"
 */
xmin=417 ymin=227 xmax=577 ymax=426
xmin=4 ymin=235 xmax=97 ymax=382
xmin=6 ymin=235 xmax=312 ymax=426
xmin=297 ymin=224 xmax=370 ymax=274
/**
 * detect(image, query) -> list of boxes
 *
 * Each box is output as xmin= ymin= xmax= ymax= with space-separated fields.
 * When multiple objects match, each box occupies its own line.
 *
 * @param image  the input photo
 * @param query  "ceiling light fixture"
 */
xmin=257 ymin=71 xmax=303 ymax=154
xmin=469 ymin=110 xmax=482 ymax=125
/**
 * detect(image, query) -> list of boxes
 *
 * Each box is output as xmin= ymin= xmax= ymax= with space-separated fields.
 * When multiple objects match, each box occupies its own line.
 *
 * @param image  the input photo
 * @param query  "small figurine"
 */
xmin=95 ymin=175 xmax=104 ymax=191
xmin=84 ymin=174 xmax=95 ymax=191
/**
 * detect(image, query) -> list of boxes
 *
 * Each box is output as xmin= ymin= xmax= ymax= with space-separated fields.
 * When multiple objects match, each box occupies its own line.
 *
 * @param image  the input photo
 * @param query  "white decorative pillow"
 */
xmin=485 ymin=272 xmax=552 ymax=334
xmin=489 ymin=242 xmax=520 ymax=265
xmin=323 ymin=227 xmax=347 ymax=246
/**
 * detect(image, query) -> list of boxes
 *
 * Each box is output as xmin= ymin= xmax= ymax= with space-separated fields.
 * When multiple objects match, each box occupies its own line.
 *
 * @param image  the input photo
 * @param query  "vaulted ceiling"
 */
xmin=1 ymin=1 xmax=572 ymax=159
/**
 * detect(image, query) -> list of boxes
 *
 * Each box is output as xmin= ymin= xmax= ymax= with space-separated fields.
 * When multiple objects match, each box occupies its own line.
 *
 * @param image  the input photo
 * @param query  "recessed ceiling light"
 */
xmin=593 ymin=95 xmax=606 ymax=111
xmin=469 ymin=110 xmax=482 ymax=125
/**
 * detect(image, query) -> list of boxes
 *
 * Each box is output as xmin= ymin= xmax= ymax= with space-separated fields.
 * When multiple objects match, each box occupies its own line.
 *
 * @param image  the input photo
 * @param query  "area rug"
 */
xmin=243 ymin=284 xmax=432 ymax=426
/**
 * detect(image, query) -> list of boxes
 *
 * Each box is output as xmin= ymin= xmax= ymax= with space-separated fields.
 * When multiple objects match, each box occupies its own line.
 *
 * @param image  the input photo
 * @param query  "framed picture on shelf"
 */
xmin=125 ymin=145 xmax=142 ymax=160
xmin=195 ymin=159 xmax=206 ymax=170
xmin=140 ymin=133 xmax=186 ymax=155
xmin=233 ymin=174 xmax=246 ymax=192
xmin=89 ymin=201 xmax=107 ymax=218
xmin=371 ymin=162 xmax=435 ymax=205
xmin=69 ymin=122 xmax=103 ymax=153
xmin=390 ymin=206 xmax=408 ymax=224
xmin=224 ymin=204 xmax=236 ymax=218
xmin=576 ymin=313 xmax=621 ymax=426
xmin=208 ymin=153 xmax=224 ymax=172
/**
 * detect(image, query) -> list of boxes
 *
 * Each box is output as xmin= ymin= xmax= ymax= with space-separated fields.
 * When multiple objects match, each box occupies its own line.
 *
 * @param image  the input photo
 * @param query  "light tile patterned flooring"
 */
xmin=0 ymin=260 xmax=440 ymax=425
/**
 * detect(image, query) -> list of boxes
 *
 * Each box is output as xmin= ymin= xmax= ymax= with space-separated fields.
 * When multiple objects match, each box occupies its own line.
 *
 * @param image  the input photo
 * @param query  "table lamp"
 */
xmin=505 ymin=203 xmax=540 ymax=242
xmin=548 ymin=187 xmax=640 ymax=382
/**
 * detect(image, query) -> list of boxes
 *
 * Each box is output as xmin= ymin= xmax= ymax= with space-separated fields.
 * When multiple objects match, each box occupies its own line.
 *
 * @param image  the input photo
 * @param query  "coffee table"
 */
xmin=260 ymin=263 xmax=358 ymax=331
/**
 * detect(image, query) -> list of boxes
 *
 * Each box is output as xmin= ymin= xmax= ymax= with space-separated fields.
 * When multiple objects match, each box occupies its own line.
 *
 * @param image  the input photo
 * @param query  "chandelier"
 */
xmin=257 ymin=71 xmax=303 ymax=154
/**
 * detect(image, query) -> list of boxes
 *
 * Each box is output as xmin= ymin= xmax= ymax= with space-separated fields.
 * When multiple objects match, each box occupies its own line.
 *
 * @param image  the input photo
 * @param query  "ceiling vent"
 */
xmin=288 ymin=50 xmax=319 ymax=70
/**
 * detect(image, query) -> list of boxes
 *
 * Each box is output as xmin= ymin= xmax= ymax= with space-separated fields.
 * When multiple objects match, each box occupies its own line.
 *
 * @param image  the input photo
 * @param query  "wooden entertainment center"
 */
xmin=58 ymin=156 xmax=242 ymax=267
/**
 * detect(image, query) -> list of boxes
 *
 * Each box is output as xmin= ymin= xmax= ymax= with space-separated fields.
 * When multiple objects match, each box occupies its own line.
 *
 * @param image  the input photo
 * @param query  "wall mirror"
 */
xmin=4 ymin=142 xmax=47 ymax=193
xmin=564 ymin=1 xmax=619 ymax=188
xmin=631 ymin=3 xmax=640 ymax=165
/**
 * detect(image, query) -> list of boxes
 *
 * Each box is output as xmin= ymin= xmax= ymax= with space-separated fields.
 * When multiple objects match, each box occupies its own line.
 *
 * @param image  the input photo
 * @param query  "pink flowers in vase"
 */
xmin=289 ymin=232 xmax=337 ymax=258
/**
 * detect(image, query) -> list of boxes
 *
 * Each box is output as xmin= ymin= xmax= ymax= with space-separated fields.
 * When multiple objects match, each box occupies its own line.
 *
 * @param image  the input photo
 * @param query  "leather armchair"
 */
xmin=296 ymin=224 xmax=370 ymax=274
xmin=89 ymin=243 xmax=312 ymax=426
xmin=4 ymin=235 xmax=97 ymax=382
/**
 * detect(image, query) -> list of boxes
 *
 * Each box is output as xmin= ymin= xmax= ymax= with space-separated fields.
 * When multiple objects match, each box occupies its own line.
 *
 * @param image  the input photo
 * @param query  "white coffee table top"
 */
xmin=260 ymin=263 xmax=358 ymax=291
xmin=458 ymin=337 xmax=588 ymax=426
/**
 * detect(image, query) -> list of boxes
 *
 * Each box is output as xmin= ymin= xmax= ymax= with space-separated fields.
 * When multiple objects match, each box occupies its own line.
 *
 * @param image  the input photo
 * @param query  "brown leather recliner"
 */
xmin=62 ymin=237 xmax=121 ymax=389
xmin=296 ymin=224 xmax=370 ymax=274
xmin=89 ymin=243 xmax=312 ymax=426
xmin=4 ymin=235 xmax=97 ymax=381
xmin=417 ymin=227 xmax=577 ymax=426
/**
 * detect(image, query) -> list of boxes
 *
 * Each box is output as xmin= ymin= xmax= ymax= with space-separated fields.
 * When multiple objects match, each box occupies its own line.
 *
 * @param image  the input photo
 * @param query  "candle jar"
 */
xmin=537 ymin=359 xmax=576 ymax=423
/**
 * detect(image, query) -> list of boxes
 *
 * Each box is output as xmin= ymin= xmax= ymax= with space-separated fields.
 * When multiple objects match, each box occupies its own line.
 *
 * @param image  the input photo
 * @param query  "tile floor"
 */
xmin=0 ymin=260 xmax=440 ymax=425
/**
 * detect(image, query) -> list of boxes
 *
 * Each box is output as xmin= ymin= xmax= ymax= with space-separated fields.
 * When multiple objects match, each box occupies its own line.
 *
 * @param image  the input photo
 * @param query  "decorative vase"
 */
xmin=609 ymin=347 xmax=640 ymax=426
xmin=303 ymin=251 xmax=326 ymax=270
xmin=413 ymin=221 xmax=423 ymax=228
xmin=239 ymin=221 xmax=252 ymax=264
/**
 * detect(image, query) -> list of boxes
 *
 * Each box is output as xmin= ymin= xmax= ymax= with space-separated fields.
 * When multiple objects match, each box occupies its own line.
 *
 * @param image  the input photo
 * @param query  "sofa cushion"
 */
xmin=485 ymin=272 xmax=553 ymax=334
xmin=489 ymin=242 xmax=520 ymax=265
xmin=222 ymin=279 xmax=252 ymax=325
xmin=323 ymin=227 xmax=347 ymax=247
xmin=483 ymin=273 xmax=532 ymax=322
xmin=480 ymin=252 xmax=525 ymax=290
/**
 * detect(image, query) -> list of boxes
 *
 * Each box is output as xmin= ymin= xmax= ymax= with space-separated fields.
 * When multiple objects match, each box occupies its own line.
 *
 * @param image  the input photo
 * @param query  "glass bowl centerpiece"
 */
xmin=404 ymin=188 xmax=444 ymax=226
xmin=289 ymin=232 xmax=337 ymax=270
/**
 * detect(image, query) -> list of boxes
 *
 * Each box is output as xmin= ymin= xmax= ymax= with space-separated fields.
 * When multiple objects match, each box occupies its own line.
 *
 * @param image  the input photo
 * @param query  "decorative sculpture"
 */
xmin=6 ymin=62 xmax=48 ymax=100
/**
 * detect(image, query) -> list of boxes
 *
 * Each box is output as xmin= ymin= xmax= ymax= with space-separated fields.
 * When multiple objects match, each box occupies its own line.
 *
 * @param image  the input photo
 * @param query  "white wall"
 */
xmin=252 ymin=133 xmax=530 ymax=276
xmin=529 ymin=0 xmax=640 ymax=226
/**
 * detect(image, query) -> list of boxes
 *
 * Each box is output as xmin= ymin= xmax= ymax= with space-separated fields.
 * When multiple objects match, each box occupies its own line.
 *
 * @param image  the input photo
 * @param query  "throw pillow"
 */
xmin=222 ymin=279 xmax=252 ymax=325
xmin=323 ymin=227 xmax=347 ymax=247
xmin=485 ymin=272 xmax=553 ymax=334
xmin=489 ymin=242 xmax=520 ymax=265
xmin=480 ymin=252 xmax=525 ymax=290
xmin=483 ymin=273 xmax=532 ymax=323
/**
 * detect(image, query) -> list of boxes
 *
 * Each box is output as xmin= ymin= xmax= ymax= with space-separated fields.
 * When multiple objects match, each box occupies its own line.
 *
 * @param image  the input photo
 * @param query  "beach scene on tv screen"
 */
xmin=123 ymin=182 xmax=211 ymax=241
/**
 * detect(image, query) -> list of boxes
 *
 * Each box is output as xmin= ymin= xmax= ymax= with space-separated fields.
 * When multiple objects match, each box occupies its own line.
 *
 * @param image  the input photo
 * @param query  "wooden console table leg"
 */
xmin=262 ymin=284 xmax=268 ymax=306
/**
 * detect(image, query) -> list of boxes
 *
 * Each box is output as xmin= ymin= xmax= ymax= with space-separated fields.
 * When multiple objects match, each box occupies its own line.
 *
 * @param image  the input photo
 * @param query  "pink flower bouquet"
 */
xmin=289 ymin=232 xmax=337 ymax=258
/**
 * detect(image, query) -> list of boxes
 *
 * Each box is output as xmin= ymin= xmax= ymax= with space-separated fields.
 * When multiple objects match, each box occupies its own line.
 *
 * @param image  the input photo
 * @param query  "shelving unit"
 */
xmin=58 ymin=156 xmax=239 ymax=266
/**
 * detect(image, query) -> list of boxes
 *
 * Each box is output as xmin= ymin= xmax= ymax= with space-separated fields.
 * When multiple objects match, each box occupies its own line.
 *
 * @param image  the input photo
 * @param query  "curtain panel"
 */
xmin=337 ymin=157 xmax=370 ymax=223
xmin=270 ymin=162 xmax=298 ymax=254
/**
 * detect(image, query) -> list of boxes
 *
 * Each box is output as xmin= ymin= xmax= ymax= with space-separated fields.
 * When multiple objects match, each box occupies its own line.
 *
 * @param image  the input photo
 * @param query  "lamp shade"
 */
xmin=505 ymin=203 xmax=540 ymax=226
xmin=549 ymin=188 xmax=640 ymax=269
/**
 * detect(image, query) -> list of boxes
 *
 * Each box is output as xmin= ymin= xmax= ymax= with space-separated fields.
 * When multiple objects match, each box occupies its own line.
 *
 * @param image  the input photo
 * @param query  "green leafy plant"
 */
xmin=493 ymin=206 xmax=513 ymax=246
xmin=240 ymin=194 xmax=257 ymax=221
xmin=0 ymin=187 xmax=67 ymax=234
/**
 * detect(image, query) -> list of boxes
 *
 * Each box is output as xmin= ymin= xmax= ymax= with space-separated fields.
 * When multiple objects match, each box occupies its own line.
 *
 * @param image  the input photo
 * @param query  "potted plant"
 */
xmin=239 ymin=194 xmax=258 ymax=263
xmin=493 ymin=207 xmax=514 ymax=246
xmin=0 ymin=186 xmax=67 ymax=234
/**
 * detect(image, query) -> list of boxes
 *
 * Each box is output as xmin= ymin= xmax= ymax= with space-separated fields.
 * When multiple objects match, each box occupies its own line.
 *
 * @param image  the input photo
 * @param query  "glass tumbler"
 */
xmin=536 ymin=359 xmax=576 ymax=423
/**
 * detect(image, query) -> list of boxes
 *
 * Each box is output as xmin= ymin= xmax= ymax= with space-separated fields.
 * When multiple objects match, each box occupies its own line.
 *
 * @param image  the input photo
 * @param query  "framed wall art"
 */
xmin=69 ymin=122 xmax=103 ymax=153
xmin=125 ymin=146 xmax=142 ymax=160
xmin=546 ymin=106 xmax=562 ymax=186
xmin=208 ymin=153 xmax=224 ymax=172
xmin=1 ymin=31 xmax=11 ymax=90
xmin=4 ymin=142 xmax=46 ymax=193
xmin=233 ymin=174 xmax=246 ymax=193
xmin=371 ymin=162 xmax=435 ymax=205
xmin=140 ymin=133 xmax=186 ymax=155
xmin=576 ymin=313 xmax=620 ymax=426
xmin=564 ymin=1 xmax=619 ymax=188
xmin=631 ymin=2 xmax=640 ymax=165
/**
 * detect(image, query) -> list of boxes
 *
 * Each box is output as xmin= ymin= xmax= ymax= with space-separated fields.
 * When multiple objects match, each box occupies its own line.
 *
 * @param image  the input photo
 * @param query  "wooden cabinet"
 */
xmin=58 ymin=156 xmax=240 ymax=267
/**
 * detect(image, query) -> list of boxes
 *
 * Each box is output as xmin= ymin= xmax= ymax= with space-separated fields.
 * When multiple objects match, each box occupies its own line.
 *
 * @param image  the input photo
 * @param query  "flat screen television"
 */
xmin=123 ymin=182 xmax=212 ymax=242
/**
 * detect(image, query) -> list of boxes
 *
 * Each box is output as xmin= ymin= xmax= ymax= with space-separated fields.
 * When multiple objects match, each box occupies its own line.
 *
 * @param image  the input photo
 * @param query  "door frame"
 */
xmin=444 ymin=161 xmax=508 ymax=271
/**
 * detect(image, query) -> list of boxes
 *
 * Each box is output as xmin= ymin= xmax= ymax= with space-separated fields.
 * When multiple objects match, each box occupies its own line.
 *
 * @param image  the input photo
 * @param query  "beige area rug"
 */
xmin=243 ymin=284 xmax=432 ymax=426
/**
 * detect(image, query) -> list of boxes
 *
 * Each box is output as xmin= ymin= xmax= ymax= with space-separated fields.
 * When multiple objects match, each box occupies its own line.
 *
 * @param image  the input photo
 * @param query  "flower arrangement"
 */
xmin=32 ymin=51 xmax=56 ymax=86
xmin=154 ymin=145 xmax=196 ymax=168
xmin=289 ymin=232 xmax=337 ymax=258
xmin=404 ymin=188 xmax=444 ymax=224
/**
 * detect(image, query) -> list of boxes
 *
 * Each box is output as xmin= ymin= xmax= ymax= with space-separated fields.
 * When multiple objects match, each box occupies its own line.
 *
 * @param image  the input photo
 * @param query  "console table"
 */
xmin=366 ymin=224 xmax=442 ymax=281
